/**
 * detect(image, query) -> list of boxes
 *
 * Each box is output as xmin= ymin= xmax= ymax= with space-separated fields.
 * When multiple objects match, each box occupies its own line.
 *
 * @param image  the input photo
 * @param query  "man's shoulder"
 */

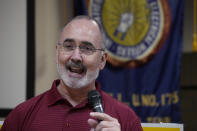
xmin=1 ymin=90 xmax=49 ymax=130
xmin=102 ymin=91 xmax=136 ymax=115
xmin=12 ymin=90 xmax=49 ymax=115
xmin=102 ymin=91 xmax=143 ymax=130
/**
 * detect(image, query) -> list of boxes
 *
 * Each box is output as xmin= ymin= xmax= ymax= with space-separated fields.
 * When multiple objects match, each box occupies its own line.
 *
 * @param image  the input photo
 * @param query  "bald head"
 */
xmin=59 ymin=16 xmax=104 ymax=49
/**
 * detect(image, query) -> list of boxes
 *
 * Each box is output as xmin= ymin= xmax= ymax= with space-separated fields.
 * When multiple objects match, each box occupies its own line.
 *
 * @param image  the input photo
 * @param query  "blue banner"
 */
xmin=75 ymin=0 xmax=183 ymax=123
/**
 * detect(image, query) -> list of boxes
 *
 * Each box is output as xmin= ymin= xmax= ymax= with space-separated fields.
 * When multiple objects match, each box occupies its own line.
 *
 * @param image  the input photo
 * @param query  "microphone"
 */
xmin=88 ymin=90 xmax=104 ymax=113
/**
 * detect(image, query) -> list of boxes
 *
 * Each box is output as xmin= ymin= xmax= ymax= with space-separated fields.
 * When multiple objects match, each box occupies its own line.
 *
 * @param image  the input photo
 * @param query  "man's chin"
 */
xmin=59 ymin=67 xmax=99 ymax=89
xmin=64 ymin=81 xmax=88 ymax=89
xmin=61 ymin=75 xmax=89 ymax=89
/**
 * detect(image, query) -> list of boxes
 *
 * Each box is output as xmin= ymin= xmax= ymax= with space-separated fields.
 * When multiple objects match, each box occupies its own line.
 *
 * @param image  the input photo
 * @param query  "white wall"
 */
xmin=0 ymin=0 xmax=26 ymax=108
xmin=35 ymin=0 xmax=61 ymax=95
xmin=35 ymin=0 xmax=73 ymax=96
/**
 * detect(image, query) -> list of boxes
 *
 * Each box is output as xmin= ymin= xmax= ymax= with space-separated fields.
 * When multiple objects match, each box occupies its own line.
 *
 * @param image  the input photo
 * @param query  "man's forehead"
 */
xmin=61 ymin=19 xmax=100 ymax=38
xmin=64 ymin=19 xmax=98 ymax=31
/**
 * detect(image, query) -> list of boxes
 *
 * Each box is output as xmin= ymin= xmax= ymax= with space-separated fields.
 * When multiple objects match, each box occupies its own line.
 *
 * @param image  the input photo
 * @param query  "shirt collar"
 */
xmin=47 ymin=79 xmax=104 ymax=107
xmin=47 ymin=79 xmax=64 ymax=106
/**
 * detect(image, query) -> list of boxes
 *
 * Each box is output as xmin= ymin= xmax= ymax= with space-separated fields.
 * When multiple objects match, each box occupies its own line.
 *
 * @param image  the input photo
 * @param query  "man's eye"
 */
xmin=81 ymin=46 xmax=94 ymax=51
xmin=64 ymin=45 xmax=72 ymax=48
xmin=85 ymin=47 xmax=92 ymax=50
xmin=63 ymin=43 xmax=74 ymax=50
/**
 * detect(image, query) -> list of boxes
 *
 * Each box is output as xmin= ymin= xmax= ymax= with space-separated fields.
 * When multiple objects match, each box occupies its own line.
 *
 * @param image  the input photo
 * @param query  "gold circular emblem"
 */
xmin=89 ymin=0 xmax=171 ymax=67
xmin=102 ymin=0 xmax=150 ymax=46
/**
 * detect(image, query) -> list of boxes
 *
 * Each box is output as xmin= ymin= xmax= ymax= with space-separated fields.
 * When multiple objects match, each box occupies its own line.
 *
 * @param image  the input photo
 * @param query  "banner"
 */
xmin=75 ymin=0 xmax=183 ymax=123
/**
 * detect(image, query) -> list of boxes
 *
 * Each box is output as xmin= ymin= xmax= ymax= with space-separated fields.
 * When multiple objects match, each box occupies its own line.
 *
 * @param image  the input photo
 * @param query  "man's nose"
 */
xmin=70 ymin=47 xmax=82 ymax=62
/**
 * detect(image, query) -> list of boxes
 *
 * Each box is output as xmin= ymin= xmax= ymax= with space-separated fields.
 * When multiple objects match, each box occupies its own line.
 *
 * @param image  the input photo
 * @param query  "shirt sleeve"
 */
xmin=129 ymin=117 xmax=143 ymax=131
xmin=125 ymin=109 xmax=143 ymax=131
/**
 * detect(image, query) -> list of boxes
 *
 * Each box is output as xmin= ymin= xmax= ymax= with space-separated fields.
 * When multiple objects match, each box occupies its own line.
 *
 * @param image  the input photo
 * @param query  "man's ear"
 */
xmin=99 ymin=52 xmax=107 ymax=70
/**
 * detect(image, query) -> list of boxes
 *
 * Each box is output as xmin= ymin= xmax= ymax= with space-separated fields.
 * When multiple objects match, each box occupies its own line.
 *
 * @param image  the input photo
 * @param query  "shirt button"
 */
xmin=65 ymin=122 xmax=70 ymax=127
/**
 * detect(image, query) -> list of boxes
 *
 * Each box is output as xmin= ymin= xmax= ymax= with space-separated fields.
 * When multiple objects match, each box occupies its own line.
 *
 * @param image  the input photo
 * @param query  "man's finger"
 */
xmin=90 ymin=112 xmax=118 ymax=122
xmin=88 ymin=118 xmax=98 ymax=129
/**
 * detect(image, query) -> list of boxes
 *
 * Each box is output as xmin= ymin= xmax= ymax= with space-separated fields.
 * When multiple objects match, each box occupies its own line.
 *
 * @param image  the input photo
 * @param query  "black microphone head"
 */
xmin=88 ymin=90 xmax=104 ymax=113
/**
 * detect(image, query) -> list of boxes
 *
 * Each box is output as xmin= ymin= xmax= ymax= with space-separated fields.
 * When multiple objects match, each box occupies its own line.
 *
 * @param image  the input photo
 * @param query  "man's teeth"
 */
xmin=69 ymin=67 xmax=83 ymax=74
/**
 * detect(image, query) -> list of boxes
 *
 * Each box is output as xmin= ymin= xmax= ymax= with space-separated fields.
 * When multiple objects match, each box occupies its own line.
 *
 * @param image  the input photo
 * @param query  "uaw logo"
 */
xmin=89 ymin=0 xmax=171 ymax=67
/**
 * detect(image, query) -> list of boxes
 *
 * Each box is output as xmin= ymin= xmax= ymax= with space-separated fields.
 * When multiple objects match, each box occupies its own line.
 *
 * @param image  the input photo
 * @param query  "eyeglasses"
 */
xmin=58 ymin=39 xmax=105 ymax=55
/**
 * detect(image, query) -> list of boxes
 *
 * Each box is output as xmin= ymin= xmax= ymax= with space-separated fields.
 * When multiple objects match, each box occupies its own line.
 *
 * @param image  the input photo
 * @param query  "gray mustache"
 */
xmin=66 ymin=60 xmax=86 ymax=70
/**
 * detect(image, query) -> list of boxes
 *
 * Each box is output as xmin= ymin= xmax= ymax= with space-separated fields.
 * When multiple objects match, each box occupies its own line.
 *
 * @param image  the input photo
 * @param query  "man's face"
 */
xmin=56 ymin=19 xmax=106 ymax=89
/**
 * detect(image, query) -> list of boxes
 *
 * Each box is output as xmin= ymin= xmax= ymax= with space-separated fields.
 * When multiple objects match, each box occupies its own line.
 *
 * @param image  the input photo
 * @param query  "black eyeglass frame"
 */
xmin=57 ymin=42 xmax=105 ymax=55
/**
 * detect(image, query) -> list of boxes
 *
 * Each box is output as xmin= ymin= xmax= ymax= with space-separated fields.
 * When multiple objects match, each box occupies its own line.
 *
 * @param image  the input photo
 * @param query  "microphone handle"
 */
xmin=93 ymin=104 xmax=104 ymax=122
xmin=93 ymin=104 xmax=104 ymax=113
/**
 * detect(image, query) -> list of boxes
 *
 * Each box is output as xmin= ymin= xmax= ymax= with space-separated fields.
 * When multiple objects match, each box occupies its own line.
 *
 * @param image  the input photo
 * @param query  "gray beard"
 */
xmin=57 ymin=63 xmax=100 ymax=89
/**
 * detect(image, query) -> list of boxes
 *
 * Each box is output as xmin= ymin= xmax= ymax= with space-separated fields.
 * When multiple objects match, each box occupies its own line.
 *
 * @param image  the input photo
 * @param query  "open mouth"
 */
xmin=66 ymin=61 xmax=87 ymax=75
xmin=68 ymin=66 xmax=85 ymax=74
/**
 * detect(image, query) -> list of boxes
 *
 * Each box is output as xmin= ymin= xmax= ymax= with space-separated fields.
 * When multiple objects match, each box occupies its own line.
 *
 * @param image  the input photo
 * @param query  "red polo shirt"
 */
xmin=1 ymin=80 xmax=142 ymax=131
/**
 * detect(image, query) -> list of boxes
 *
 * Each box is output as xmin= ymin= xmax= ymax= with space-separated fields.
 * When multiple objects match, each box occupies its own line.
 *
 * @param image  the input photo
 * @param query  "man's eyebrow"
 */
xmin=63 ymin=38 xmax=75 ymax=43
xmin=81 ymin=41 xmax=94 ymax=47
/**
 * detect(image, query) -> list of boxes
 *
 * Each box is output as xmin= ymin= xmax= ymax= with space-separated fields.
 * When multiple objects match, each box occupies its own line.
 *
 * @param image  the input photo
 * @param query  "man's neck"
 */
xmin=57 ymin=80 xmax=96 ymax=107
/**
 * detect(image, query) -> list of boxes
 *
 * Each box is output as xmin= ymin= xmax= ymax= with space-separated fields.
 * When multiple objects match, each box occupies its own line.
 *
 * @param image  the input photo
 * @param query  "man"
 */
xmin=1 ymin=16 xmax=143 ymax=131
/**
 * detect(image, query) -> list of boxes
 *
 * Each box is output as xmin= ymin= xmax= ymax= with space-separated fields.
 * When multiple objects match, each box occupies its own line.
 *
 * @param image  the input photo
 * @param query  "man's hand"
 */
xmin=88 ymin=112 xmax=121 ymax=131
